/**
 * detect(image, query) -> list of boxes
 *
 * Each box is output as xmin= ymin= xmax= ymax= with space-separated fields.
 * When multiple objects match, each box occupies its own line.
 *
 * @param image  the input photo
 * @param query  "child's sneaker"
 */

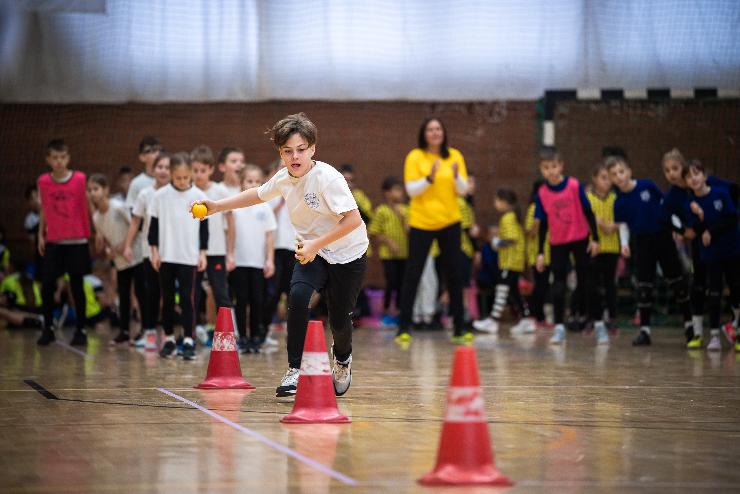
xmin=330 ymin=347 xmax=352 ymax=396
xmin=735 ymin=335 xmax=740 ymax=353
xmin=69 ymin=330 xmax=87 ymax=346
xmin=159 ymin=340 xmax=176 ymax=358
xmin=276 ymin=367 xmax=300 ymax=397
xmin=632 ymin=329 xmax=651 ymax=346
xmin=394 ymin=330 xmax=412 ymax=344
xmin=706 ymin=334 xmax=721 ymax=352
xmin=549 ymin=324 xmax=566 ymax=344
xmin=110 ymin=331 xmax=130 ymax=345
xmin=131 ymin=332 xmax=146 ymax=348
xmin=36 ymin=329 xmax=56 ymax=346
xmin=182 ymin=337 xmax=195 ymax=360
xmin=594 ymin=321 xmax=609 ymax=345
xmin=722 ymin=322 xmax=737 ymax=345
xmin=195 ymin=325 xmax=209 ymax=344
xmin=686 ymin=335 xmax=703 ymax=349
xmin=450 ymin=331 xmax=475 ymax=344
xmin=511 ymin=317 xmax=536 ymax=334
xmin=472 ymin=317 xmax=499 ymax=334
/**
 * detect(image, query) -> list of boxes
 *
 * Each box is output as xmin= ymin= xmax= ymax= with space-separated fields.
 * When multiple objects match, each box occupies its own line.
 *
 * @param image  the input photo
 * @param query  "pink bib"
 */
xmin=39 ymin=171 xmax=91 ymax=242
xmin=538 ymin=177 xmax=589 ymax=245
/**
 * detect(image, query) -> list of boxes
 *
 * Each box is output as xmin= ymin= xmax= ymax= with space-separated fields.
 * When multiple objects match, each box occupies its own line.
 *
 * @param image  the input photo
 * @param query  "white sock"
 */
xmin=640 ymin=326 xmax=651 ymax=335
xmin=165 ymin=335 xmax=175 ymax=343
xmin=692 ymin=315 xmax=704 ymax=338
xmin=710 ymin=329 xmax=720 ymax=337
xmin=184 ymin=337 xmax=194 ymax=345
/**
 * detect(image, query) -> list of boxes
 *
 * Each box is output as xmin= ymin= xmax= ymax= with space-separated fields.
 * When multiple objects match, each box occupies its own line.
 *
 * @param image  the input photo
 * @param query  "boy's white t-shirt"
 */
xmin=149 ymin=184 xmax=207 ymax=266
xmin=199 ymin=182 xmax=229 ymax=256
xmin=257 ymin=161 xmax=369 ymax=264
xmin=93 ymin=198 xmax=143 ymax=271
xmin=222 ymin=182 xmax=242 ymax=198
xmin=132 ymin=186 xmax=156 ymax=259
xmin=126 ymin=172 xmax=155 ymax=208
xmin=233 ymin=202 xmax=277 ymax=268
xmin=268 ymin=196 xmax=298 ymax=251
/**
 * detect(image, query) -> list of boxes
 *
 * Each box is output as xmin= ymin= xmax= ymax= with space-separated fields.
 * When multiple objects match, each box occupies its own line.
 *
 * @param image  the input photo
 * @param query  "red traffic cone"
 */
xmin=418 ymin=346 xmax=513 ymax=486
xmin=281 ymin=320 xmax=350 ymax=424
xmin=194 ymin=307 xmax=254 ymax=389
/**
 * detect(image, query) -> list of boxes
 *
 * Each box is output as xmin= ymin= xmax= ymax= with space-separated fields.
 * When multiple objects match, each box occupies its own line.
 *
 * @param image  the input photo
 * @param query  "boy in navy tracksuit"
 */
xmin=606 ymin=155 xmax=692 ymax=346
xmin=683 ymin=161 xmax=740 ymax=352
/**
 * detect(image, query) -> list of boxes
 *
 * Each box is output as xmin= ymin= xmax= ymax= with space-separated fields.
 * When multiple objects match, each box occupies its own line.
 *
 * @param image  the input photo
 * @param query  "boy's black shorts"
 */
xmin=43 ymin=243 xmax=92 ymax=277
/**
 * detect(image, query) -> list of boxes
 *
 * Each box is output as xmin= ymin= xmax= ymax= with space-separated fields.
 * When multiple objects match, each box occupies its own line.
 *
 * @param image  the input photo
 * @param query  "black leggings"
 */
xmin=117 ymin=263 xmax=146 ymax=333
xmin=262 ymin=249 xmax=295 ymax=327
xmin=142 ymin=258 xmax=160 ymax=330
xmin=529 ymin=266 xmax=550 ymax=322
xmin=287 ymin=255 xmax=367 ymax=369
xmin=690 ymin=236 xmax=707 ymax=316
xmin=195 ymin=255 xmax=232 ymax=323
xmin=707 ymin=258 xmax=740 ymax=329
xmin=382 ymin=259 xmax=406 ymax=312
xmin=41 ymin=243 xmax=88 ymax=331
xmin=549 ymin=238 xmax=592 ymax=325
xmin=633 ymin=230 xmax=691 ymax=327
xmin=491 ymin=270 xmax=528 ymax=321
xmin=590 ymin=253 xmax=619 ymax=321
xmin=159 ymin=262 xmax=196 ymax=338
xmin=229 ymin=267 xmax=265 ymax=340
xmin=399 ymin=223 xmax=464 ymax=333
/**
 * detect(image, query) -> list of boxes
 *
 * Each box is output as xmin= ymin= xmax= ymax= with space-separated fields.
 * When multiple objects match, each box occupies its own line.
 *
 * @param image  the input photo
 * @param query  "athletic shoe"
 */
xmin=182 ymin=337 xmax=195 ymax=360
xmin=111 ymin=331 xmax=130 ymax=345
xmin=36 ymin=330 xmax=56 ymax=346
xmin=238 ymin=336 xmax=249 ymax=351
xmin=276 ymin=367 xmax=300 ymax=397
xmin=632 ymin=330 xmax=651 ymax=346
xmin=331 ymin=347 xmax=352 ymax=396
xmin=472 ymin=317 xmax=499 ymax=334
xmin=511 ymin=317 xmax=536 ymax=334
xmin=594 ymin=322 xmax=609 ymax=346
xmin=686 ymin=336 xmax=703 ymax=349
xmin=69 ymin=330 xmax=87 ymax=346
xmin=722 ymin=322 xmax=737 ymax=345
xmin=735 ymin=335 xmax=740 ymax=353
xmin=195 ymin=325 xmax=209 ymax=344
xmin=175 ymin=336 xmax=184 ymax=356
xmin=132 ymin=333 xmax=146 ymax=348
xmin=241 ymin=338 xmax=261 ymax=354
xmin=549 ymin=324 xmax=566 ymax=345
xmin=684 ymin=324 xmax=695 ymax=344
xmin=159 ymin=340 xmax=176 ymax=358
xmin=450 ymin=331 xmax=475 ymax=344
xmin=263 ymin=335 xmax=279 ymax=347
xmin=394 ymin=330 xmax=412 ymax=344
xmin=706 ymin=334 xmax=721 ymax=352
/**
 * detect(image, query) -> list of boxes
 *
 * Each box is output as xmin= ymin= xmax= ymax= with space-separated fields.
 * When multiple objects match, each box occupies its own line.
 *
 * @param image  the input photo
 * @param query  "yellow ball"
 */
xmin=192 ymin=203 xmax=208 ymax=219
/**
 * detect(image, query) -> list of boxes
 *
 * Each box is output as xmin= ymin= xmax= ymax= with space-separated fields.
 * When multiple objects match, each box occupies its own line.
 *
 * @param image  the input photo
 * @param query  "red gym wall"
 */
xmin=1 ymin=100 xmax=738 ymax=285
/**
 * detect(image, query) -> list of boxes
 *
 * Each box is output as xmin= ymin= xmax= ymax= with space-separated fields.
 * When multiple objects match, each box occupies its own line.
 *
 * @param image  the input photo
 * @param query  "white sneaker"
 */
xmin=473 ymin=317 xmax=499 ymax=333
xmin=263 ymin=334 xmax=279 ymax=347
xmin=707 ymin=334 xmax=721 ymax=352
xmin=195 ymin=325 xmax=209 ymax=344
xmin=276 ymin=367 xmax=300 ymax=397
xmin=331 ymin=346 xmax=352 ymax=396
xmin=549 ymin=324 xmax=566 ymax=344
xmin=511 ymin=317 xmax=536 ymax=334
xmin=594 ymin=321 xmax=610 ymax=346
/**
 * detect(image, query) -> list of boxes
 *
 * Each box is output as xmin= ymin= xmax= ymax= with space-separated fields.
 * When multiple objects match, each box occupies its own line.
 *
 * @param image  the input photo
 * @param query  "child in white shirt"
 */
xmin=193 ymin=113 xmax=368 ymax=398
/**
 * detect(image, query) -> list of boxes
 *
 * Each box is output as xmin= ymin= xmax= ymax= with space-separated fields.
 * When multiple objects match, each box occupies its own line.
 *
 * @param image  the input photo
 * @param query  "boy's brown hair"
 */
xmin=191 ymin=145 xmax=215 ymax=166
xmin=237 ymin=163 xmax=264 ymax=183
xmin=217 ymin=146 xmax=244 ymax=165
xmin=604 ymin=155 xmax=628 ymax=171
xmin=268 ymin=113 xmax=317 ymax=149
xmin=538 ymin=146 xmax=561 ymax=162
xmin=662 ymin=148 xmax=686 ymax=168
xmin=46 ymin=139 xmax=69 ymax=155
xmin=88 ymin=173 xmax=109 ymax=188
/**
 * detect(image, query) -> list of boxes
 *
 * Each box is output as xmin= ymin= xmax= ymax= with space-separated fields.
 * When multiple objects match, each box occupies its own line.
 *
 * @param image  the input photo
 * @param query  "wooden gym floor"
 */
xmin=1 ymin=323 xmax=739 ymax=493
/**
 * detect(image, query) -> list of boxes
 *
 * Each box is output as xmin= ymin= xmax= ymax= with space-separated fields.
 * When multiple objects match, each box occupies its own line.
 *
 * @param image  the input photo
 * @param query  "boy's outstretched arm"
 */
xmin=192 ymin=188 xmax=263 ymax=218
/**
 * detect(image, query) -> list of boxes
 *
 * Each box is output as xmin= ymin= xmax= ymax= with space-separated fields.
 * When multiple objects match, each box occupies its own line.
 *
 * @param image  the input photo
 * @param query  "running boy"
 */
xmin=534 ymin=147 xmax=602 ymax=345
xmin=193 ymin=113 xmax=368 ymax=398
xmin=606 ymin=155 xmax=693 ymax=346
xmin=37 ymin=139 xmax=91 ymax=346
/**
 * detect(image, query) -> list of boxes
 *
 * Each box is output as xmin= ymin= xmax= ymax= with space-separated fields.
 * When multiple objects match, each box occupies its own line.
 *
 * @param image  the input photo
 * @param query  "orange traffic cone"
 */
xmin=194 ymin=307 xmax=254 ymax=389
xmin=281 ymin=320 xmax=350 ymax=424
xmin=418 ymin=346 xmax=513 ymax=486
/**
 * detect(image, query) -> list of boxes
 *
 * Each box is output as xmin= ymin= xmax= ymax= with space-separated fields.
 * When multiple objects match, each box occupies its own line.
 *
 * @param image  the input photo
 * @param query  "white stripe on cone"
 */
xmin=212 ymin=332 xmax=237 ymax=352
xmin=445 ymin=386 xmax=486 ymax=423
xmin=300 ymin=352 xmax=331 ymax=376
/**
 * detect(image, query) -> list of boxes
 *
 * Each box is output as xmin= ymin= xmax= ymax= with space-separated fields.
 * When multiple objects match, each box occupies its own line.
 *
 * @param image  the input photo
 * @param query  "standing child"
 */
xmin=123 ymin=153 xmax=170 ymax=345
xmin=586 ymin=163 xmax=622 ymax=342
xmin=37 ymin=139 xmax=91 ymax=346
xmin=683 ymin=161 xmax=740 ymax=351
xmin=606 ymin=155 xmax=693 ymax=346
xmin=148 ymin=152 xmax=208 ymax=360
xmin=525 ymin=179 xmax=550 ymax=328
xmin=193 ymin=113 xmax=368 ymax=398
xmin=191 ymin=146 xmax=235 ymax=331
xmin=88 ymin=174 xmax=146 ymax=345
xmin=368 ymin=176 xmax=408 ymax=324
xmin=125 ymin=137 xmax=162 ymax=208
xmin=230 ymin=165 xmax=276 ymax=353
xmin=218 ymin=147 xmax=246 ymax=197
xmin=473 ymin=189 xmax=533 ymax=334
xmin=533 ymin=147 xmax=602 ymax=345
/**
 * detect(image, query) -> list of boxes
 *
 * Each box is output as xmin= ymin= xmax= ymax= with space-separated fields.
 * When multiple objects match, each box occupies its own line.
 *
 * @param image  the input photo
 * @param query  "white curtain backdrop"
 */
xmin=1 ymin=0 xmax=738 ymax=102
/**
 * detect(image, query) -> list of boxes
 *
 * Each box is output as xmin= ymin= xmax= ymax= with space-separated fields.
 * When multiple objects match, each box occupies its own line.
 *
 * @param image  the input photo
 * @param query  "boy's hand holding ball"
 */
xmin=191 ymin=202 xmax=208 ymax=219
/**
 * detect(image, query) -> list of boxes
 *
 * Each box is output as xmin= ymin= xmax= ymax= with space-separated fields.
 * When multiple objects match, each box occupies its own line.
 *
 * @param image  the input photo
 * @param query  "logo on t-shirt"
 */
xmin=304 ymin=192 xmax=320 ymax=209
xmin=714 ymin=199 xmax=723 ymax=212
xmin=640 ymin=190 xmax=651 ymax=202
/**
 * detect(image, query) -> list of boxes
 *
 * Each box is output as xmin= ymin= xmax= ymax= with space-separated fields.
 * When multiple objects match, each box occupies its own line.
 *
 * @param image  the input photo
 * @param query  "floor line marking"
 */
xmin=55 ymin=341 xmax=94 ymax=359
xmin=23 ymin=379 xmax=59 ymax=400
xmin=157 ymin=387 xmax=357 ymax=486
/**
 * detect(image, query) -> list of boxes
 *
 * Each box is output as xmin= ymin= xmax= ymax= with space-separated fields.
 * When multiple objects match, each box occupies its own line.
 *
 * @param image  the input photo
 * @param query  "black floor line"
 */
xmin=23 ymin=379 xmax=59 ymax=400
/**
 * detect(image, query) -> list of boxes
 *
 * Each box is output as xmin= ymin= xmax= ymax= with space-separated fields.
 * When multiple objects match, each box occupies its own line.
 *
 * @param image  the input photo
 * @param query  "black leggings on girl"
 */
xmin=707 ymin=258 xmax=740 ymax=329
xmin=229 ymin=266 xmax=265 ymax=341
xmin=491 ymin=270 xmax=528 ymax=321
xmin=117 ymin=263 xmax=146 ymax=334
xmin=159 ymin=262 xmax=196 ymax=338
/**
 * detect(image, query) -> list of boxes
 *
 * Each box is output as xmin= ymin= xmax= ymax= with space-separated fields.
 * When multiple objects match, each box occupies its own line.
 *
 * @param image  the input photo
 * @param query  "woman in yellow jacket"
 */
xmin=396 ymin=118 xmax=471 ymax=343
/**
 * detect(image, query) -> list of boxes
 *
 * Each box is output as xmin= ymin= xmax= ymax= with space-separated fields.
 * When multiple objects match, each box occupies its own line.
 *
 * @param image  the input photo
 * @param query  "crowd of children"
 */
xmin=2 ymin=121 xmax=740 ymax=399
